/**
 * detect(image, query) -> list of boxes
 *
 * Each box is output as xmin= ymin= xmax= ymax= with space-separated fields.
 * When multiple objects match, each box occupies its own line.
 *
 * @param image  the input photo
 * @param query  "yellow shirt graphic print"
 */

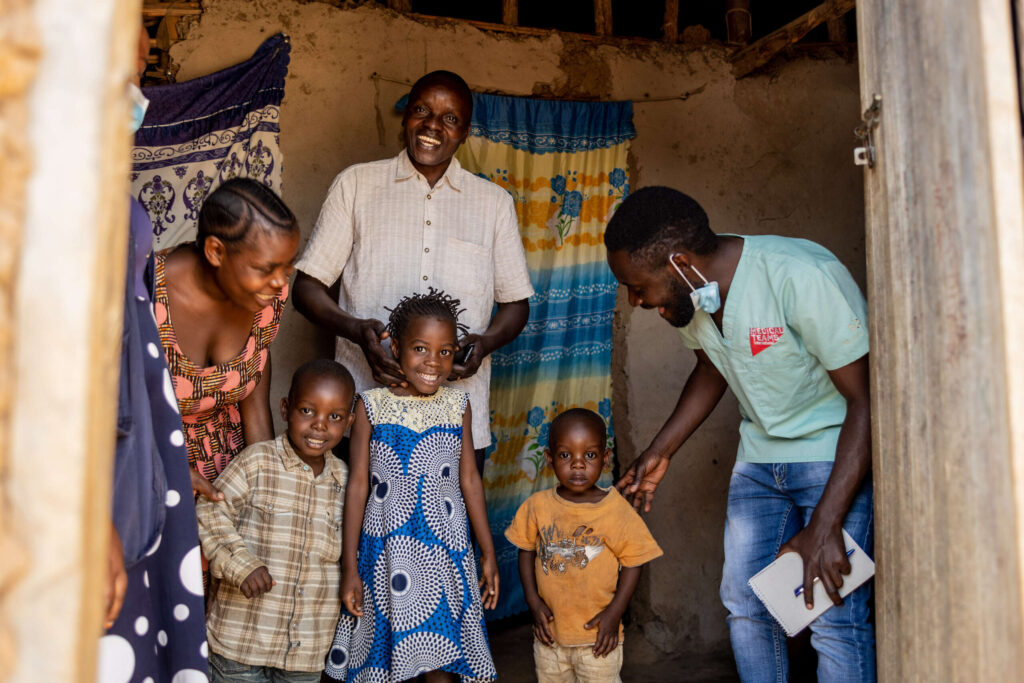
xmin=539 ymin=523 xmax=605 ymax=574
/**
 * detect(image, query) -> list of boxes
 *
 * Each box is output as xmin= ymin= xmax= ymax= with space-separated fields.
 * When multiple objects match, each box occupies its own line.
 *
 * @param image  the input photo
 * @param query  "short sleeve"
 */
xmin=677 ymin=324 xmax=702 ymax=350
xmin=491 ymin=190 xmax=534 ymax=303
xmin=504 ymin=495 xmax=540 ymax=551
xmin=604 ymin=493 xmax=663 ymax=568
xmin=295 ymin=170 xmax=355 ymax=287
xmin=783 ymin=259 xmax=869 ymax=371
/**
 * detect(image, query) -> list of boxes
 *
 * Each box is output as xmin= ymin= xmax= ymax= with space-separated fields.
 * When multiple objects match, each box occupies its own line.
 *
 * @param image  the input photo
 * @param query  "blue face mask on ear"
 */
xmin=668 ymin=253 xmax=721 ymax=314
xmin=128 ymin=83 xmax=149 ymax=134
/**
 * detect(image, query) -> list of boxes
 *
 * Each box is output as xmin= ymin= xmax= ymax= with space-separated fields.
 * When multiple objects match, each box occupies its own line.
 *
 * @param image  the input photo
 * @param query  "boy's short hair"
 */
xmin=288 ymin=358 xmax=355 ymax=402
xmin=548 ymin=408 xmax=607 ymax=448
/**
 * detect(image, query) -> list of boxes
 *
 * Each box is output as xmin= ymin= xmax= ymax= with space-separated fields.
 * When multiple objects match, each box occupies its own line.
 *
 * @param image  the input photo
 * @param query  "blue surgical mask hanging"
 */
xmin=668 ymin=253 xmax=721 ymax=314
xmin=128 ymin=83 xmax=149 ymax=134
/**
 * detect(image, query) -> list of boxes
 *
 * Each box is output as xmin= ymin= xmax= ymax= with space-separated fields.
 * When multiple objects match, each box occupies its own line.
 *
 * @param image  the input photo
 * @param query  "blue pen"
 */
xmin=793 ymin=548 xmax=855 ymax=597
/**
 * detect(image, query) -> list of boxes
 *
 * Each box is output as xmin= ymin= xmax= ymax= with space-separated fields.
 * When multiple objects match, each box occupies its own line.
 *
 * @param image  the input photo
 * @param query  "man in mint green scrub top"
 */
xmin=605 ymin=187 xmax=874 ymax=682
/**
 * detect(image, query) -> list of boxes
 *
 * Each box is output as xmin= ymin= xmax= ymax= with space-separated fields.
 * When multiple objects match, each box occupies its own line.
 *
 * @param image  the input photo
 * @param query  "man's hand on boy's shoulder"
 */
xmin=526 ymin=596 xmax=556 ymax=646
xmin=584 ymin=605 xmax=624 ymax=657
xmin=240 ymin=566 xmax=275 ymax=599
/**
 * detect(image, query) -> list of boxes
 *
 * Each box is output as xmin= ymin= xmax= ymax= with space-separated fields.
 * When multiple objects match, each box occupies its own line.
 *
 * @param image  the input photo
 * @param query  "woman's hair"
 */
xmin=195 ymin=177 xmax=297 ymax=253
xmin=386 ymin=288 xmax=468 ymax=346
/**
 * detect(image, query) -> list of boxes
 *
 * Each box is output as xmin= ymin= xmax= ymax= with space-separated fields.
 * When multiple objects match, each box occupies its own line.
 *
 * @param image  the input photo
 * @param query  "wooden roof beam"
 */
xmin=731 ymin=0 xmax=855 ymax=78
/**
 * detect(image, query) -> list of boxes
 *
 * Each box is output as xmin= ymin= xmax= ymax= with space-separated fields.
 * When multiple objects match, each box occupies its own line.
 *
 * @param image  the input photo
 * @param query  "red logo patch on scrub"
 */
xmin=749 ymin=327 xmax=784 ymax=356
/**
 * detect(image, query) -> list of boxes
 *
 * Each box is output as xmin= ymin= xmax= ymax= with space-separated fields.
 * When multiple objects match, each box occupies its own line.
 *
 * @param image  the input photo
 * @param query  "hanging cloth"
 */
xmin=132 ymin=34 xmax=290 ymax=249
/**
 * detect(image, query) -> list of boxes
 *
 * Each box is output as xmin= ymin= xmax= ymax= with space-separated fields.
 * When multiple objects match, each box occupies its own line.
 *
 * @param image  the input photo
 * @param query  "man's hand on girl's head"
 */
xmin=448 ymin=333 xmax=487 ymax=381
xmin=356 ymin=318 xmax=406 ymax=387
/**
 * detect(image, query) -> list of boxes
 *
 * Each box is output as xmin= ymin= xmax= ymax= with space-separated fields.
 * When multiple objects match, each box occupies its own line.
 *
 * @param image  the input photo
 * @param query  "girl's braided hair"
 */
xmin=386 ymin=287 xmax=469 ymax=345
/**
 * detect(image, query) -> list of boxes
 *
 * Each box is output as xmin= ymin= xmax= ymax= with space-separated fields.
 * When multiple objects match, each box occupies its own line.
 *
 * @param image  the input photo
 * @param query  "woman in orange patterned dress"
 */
xmin=154 ymin=178 xmax=299 ymax=497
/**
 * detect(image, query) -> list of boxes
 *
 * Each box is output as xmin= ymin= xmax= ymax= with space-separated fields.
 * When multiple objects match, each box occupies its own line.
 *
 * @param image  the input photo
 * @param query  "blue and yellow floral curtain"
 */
xmin=456 ymin=93 xmax=634 ymax=618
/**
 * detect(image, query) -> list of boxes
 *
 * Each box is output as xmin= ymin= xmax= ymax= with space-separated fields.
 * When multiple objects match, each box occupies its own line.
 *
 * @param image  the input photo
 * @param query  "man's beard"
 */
xmin=663 ymin=277 xmax=696 ymax=328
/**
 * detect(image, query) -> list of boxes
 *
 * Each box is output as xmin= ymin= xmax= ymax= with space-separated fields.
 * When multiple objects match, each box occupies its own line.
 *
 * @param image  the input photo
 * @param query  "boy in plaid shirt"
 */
xmin=197 ymin=359 xmax=355 ymax=682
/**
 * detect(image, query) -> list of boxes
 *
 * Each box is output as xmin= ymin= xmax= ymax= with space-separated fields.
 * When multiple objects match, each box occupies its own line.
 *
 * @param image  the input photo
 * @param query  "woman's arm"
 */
xmin=341 ymin=399 xmax=371 ymax=615
xmin=239 ymin=353 xmax=274 ymax=446
xmin=459 ymin=401 xmax=499 ymax=608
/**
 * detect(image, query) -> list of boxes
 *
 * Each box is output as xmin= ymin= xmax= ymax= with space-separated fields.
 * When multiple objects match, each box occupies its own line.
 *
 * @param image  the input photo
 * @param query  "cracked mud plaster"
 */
xmin=532 ymin=36 xmax=614 ymax=100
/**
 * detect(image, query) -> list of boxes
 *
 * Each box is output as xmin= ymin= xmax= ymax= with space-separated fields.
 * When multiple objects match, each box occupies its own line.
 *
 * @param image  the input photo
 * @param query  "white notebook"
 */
xmin=747 ymin=529 xmax=875 ymax=637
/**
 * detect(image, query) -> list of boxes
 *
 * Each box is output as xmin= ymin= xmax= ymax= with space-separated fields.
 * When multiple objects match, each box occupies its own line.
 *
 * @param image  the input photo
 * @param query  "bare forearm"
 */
xmin=813 ymin=355 xmax=872 ymax=528
xmin=648 ymin=351 xmax=728 ymax=458
xmin=812 ymin=396 xmax=871 ymax=528
xmin=341 ymin=480 xmax=368 ymax=574
xmin=240 ymin=356 xmax=273 ymax=445
xmin=292 ymin=271 xmax=364 ymax=343
xmin=604 ymin=565 xmax=642 ymax=619
xmin=478 ymin=299 xmax=529 ymax=356
xmin=462 ymin=476 xmax=496 ymax=556
xmin=518 ymin=550 xmax=542 ymax=605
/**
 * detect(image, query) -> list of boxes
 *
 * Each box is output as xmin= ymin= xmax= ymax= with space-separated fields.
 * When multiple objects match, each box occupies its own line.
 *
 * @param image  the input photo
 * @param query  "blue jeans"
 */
xmin=720 ymin=461 xmax=876 ymax=683
xmin=209 ymin=652 xmax=321 ymax=683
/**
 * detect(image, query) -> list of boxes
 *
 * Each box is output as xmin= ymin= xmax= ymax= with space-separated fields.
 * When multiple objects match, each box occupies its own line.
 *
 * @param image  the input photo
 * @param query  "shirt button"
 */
xmin=302 ymin=464 xmax=310 ymax=471
xmin=297 ymin=588 xmax=304 ymax=595
xmin=424 ymin=247 xmax=430 ymax=253
xmin=308 ymin=518 xmax=313 ymax=524
xmin=267 ymin=504 xmax=274 ymax=510
xmin=425 ymin=220 xmax=431 ymax=226
xmin=426 ymin=194 xmax=432 ymax=200
xmin=422 ymin=275 xmax=428 ymax=281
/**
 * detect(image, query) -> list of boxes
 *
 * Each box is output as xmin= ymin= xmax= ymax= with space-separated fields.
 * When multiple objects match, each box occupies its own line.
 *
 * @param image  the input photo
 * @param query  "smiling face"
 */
xmin=607 ymin=248 xmax=696 ymax=328
xmin=546 ymin=417 xmax=609 ymax=502
xmin=391 ymin=315 xmax=458 ymax=397
xmin=207 ymin=225 xmax=299 ymax=313
xmin=402 ymin=82 xmax=472 ymax=186
xmin=281 ymin=374 xmax=354 ymax=461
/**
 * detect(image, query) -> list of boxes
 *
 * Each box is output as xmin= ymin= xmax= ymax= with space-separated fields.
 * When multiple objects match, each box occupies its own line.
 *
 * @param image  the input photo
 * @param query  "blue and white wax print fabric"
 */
xmin=132 ymin=34 xmax=289 ymax=250
xmin=325 ymin=387 xmax=496 ymax=683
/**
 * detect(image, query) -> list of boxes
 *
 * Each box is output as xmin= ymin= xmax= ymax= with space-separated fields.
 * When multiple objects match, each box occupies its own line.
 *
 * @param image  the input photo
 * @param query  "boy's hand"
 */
xmin=240 ymin=567 xmax=275 ymax=599
xmin=341 ymin=572 xmax=364 ymax=617
xmin=583 ymin=606 xmax=624 ymax=657
xmin=478 ymin=552 xmax=500 ymax=610
xmin=527 ymin=597 xmax=556 ymax=646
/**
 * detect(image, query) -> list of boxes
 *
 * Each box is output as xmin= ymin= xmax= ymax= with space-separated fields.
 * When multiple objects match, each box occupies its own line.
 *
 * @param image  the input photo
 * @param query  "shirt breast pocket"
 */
xmin=313 ymin=491 xmax=343 ymax=562
xmin=444 ymin=237 xmax=491 ymax=294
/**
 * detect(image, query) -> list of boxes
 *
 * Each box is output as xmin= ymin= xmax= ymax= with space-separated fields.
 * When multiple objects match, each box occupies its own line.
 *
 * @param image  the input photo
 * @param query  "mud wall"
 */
xmin=171 ymin=0 xmax=865 ymax=659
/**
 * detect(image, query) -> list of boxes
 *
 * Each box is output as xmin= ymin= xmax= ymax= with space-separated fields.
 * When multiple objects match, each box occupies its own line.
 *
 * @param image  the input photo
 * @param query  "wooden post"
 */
xmin=594 ymin=0 xmax=613 ymax=36
xmin=502 ymin=0 xmax=518 ymax=26
xmin=826 ymin=16 xmax=848 ymax=42
xmin=725 ymin=0 xmax=752 ymax=45
xmin=2 ymin=0 xmax=138 ymax=680
xmin=858 ymin=0 xmax=1024 ymax=680
xmin=662 ymin=0 xmax=679 ymax=43
xmin=731 ymin=0 xmax=855 ymax=77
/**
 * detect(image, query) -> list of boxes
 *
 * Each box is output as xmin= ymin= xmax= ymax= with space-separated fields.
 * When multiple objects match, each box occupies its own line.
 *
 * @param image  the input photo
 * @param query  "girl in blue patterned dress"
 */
xmin=324 ymin=289 xmax=499 ymax=683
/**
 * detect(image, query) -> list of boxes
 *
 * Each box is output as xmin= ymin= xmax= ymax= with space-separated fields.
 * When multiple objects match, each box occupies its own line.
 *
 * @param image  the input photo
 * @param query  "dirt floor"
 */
xmin=487 ymin=616 xmax=740 ymax=682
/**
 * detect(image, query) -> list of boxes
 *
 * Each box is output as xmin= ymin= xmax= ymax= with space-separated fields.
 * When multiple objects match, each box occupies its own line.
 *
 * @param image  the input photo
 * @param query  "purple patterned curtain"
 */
xmin=132 ymin=34 xmax=290 ymax=249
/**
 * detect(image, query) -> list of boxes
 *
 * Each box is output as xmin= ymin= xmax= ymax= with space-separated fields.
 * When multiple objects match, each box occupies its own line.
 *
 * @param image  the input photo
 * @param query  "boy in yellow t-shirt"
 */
xmin=505 ymin=408 xmax=663 ymax=682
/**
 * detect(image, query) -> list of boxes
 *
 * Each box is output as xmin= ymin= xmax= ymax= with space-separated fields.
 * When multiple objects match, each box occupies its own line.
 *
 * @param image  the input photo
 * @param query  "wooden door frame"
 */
xmin=0 ymin=0 xmax=141 ymax=680
xmin=857 ymin=0 xmax=1024 ymax=679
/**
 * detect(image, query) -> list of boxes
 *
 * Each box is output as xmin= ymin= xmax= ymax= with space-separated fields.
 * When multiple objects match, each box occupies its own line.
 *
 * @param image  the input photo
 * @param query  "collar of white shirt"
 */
xmin=394 ymin=148 xmax=465 ymax=192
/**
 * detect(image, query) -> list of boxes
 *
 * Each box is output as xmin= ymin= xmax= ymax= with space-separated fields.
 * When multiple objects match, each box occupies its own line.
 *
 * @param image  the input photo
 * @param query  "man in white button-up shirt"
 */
xmin=293 ymin=70 xmax=533 ymax=464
